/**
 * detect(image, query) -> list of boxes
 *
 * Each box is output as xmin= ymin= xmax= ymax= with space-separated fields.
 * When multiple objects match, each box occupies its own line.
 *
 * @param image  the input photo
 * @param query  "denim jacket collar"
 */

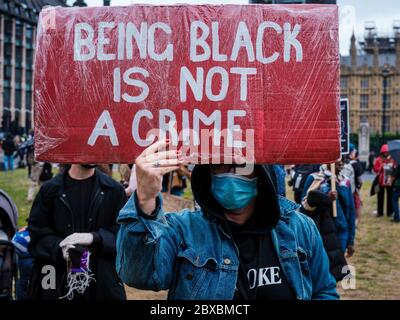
xmin=277 ymin=195 xmax=301 ymax=222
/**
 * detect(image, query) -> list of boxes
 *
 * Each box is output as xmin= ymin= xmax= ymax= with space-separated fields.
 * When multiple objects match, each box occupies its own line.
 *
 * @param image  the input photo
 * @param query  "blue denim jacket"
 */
xmin=273 ymin=165 xmax=287 ymax=197
xmin=116 ymin=194 xmax=339 ymax=300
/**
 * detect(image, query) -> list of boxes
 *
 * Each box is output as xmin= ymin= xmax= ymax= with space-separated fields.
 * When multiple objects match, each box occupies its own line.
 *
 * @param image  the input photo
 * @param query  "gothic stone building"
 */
xmin=341 ymin=24 xmax=400 ymax=135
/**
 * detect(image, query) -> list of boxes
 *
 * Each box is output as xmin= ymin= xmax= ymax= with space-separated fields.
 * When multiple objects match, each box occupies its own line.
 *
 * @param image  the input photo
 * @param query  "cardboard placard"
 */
xmin=34 ymin=4 xmax=340 ymax=164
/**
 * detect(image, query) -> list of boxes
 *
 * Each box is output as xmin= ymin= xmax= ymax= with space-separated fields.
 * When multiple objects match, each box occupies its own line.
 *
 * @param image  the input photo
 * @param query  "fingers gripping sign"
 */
xmin=135 ymin=139 xmax=185 ymax=215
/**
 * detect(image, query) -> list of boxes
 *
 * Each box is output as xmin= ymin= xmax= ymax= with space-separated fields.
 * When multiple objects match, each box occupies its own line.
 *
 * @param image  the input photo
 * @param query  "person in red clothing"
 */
xmin=373 ymin=144 xmax=396 ymax=217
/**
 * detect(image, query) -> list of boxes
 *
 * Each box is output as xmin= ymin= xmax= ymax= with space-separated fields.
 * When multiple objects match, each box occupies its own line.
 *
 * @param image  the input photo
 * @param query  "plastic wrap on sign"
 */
xmin=34 ymin=4 xmax=340 ymax=164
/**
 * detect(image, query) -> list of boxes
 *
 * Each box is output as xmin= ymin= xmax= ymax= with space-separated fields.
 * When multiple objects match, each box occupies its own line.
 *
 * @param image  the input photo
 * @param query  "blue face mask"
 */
xmin=211 ymin=173 xmax=258 ymax=211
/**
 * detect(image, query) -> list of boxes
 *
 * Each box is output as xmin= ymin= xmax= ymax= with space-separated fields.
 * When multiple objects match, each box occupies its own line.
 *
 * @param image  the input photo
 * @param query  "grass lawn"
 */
xmin=337 ymin=179 xmax=400 ymax=300
xmin=1 ymin=168 xmax=399 ymax=299
xmin=0 ymin=168 xmax=33 ymax=227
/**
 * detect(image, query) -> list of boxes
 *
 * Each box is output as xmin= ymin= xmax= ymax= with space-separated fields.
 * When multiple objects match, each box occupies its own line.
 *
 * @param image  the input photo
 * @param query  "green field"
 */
xmin=1 ymin=168 xmax=399 ymax=299
xmin=338 ymin=179 xmax=400 ymax=300
xmin=1 ymin=168 xmax=32 ymax=227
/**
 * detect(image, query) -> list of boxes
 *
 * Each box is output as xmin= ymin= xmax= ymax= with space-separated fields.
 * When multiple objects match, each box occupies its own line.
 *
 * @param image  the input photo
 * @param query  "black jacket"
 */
xmin=300 ymin=190 xmax=347 ymax=282
xmin=350 ymin=159 xmax=364 ymax=190
xmin=27 ymin=169 xmax=127 ymax=300
xmin=1 ymin=138 xmax=16 ymax=156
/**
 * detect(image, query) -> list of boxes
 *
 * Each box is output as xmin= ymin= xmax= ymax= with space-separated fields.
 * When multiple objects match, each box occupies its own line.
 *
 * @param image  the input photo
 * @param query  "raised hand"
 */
xmin=135 ymin=139 xmax=185 ymax=215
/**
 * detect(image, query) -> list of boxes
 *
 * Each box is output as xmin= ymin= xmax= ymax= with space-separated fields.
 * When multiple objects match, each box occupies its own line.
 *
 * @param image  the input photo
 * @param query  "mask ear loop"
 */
xmin=59 ymin=250 xmax=96 ymax=300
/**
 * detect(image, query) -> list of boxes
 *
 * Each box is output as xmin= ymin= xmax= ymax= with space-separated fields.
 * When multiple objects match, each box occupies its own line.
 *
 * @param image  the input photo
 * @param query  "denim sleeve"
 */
xmin=115 ymin=192 xmax=182 ymax=291
xmin=308 ymin=218 xmax=340 ymax=300
xmin=346 ymin=186 xmax=356 ymax=247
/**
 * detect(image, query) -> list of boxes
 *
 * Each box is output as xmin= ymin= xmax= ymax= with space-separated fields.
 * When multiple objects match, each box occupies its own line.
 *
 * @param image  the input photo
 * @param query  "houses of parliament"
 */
xmin=341 ymin=21 xmax=400 ymax=135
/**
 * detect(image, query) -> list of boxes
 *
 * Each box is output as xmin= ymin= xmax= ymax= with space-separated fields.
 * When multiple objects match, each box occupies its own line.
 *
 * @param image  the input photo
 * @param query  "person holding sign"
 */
xmin=300 ymin=190 xmax=348 ymax=282
xmin=302 ymin=161 xmax=356 ymax=257
xmin=116 ymin=139 xmax=338 ymax=300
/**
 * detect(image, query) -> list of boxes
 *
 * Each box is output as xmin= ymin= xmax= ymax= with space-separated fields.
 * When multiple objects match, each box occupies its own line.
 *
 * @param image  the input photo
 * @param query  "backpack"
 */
xmin=292 ymin=171 xmax=308 ymax=192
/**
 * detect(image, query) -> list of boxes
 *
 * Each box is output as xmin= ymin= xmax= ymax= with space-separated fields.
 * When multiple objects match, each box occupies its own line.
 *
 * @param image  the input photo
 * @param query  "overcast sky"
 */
xmin=65 ymin=0 xmax=400 ymax=56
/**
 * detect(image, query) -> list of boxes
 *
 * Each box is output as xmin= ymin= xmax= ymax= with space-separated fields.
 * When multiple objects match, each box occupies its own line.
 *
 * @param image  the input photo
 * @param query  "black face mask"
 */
xmin=80 ymin=164 xmax=97 ymax=169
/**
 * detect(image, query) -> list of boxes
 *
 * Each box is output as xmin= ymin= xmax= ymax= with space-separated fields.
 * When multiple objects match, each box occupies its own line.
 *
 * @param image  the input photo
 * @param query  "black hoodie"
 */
xmin=190 ymin=165 xmax=296 ymax=300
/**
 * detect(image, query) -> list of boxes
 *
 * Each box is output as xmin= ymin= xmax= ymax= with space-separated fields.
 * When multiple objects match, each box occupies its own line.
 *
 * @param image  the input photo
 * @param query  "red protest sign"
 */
xmin=34 ymin=4 xmax=340 ymax=164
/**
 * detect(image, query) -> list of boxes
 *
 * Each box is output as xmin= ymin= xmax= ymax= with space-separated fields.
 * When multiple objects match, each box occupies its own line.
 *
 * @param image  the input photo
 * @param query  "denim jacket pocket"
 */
xmin=297 ymin=247 xmax=310 ymax=275
xmin=171 ymin=249 xmax=218 ymax=300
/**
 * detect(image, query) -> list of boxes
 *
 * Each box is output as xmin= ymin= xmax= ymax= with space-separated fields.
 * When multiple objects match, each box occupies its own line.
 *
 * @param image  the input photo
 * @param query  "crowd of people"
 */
xmin=1 ymin=137 xmax=399 ymax=301
xmin=0 ymin=132 xmax=41 ymax=171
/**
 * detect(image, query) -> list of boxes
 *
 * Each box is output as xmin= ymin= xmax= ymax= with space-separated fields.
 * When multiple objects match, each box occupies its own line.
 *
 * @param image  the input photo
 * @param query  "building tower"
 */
xmin=350 ymin=31 xmax=357 ymax=68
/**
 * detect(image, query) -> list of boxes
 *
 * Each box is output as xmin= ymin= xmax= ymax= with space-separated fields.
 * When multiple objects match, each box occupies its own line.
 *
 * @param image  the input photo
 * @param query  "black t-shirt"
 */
xmin=228 ymin=216 xmax=296 ymax=300
xmin=64 ymin=172 xmax=96 ymax=232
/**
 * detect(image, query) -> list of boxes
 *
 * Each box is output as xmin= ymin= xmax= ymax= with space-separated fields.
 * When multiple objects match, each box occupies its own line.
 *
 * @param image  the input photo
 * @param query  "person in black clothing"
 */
xmin=368 ymin=151 xmax=375 ymax=173
xmin=389 ymin=166 xmax=400 ymax=223
xmin=1 ymin=134 xmax=16 ymax=171
xmin=300 ymin=190 xmax=348 ymax=282
xmin=349 ymin=146 xmax=364 ymax=226
xmin=27 ymin=164 xmax=127 ymax=300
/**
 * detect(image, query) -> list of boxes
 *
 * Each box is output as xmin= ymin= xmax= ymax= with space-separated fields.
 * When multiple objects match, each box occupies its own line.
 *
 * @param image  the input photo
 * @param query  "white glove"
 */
xmin=59 ymin=233 xmax=94 ymax=248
